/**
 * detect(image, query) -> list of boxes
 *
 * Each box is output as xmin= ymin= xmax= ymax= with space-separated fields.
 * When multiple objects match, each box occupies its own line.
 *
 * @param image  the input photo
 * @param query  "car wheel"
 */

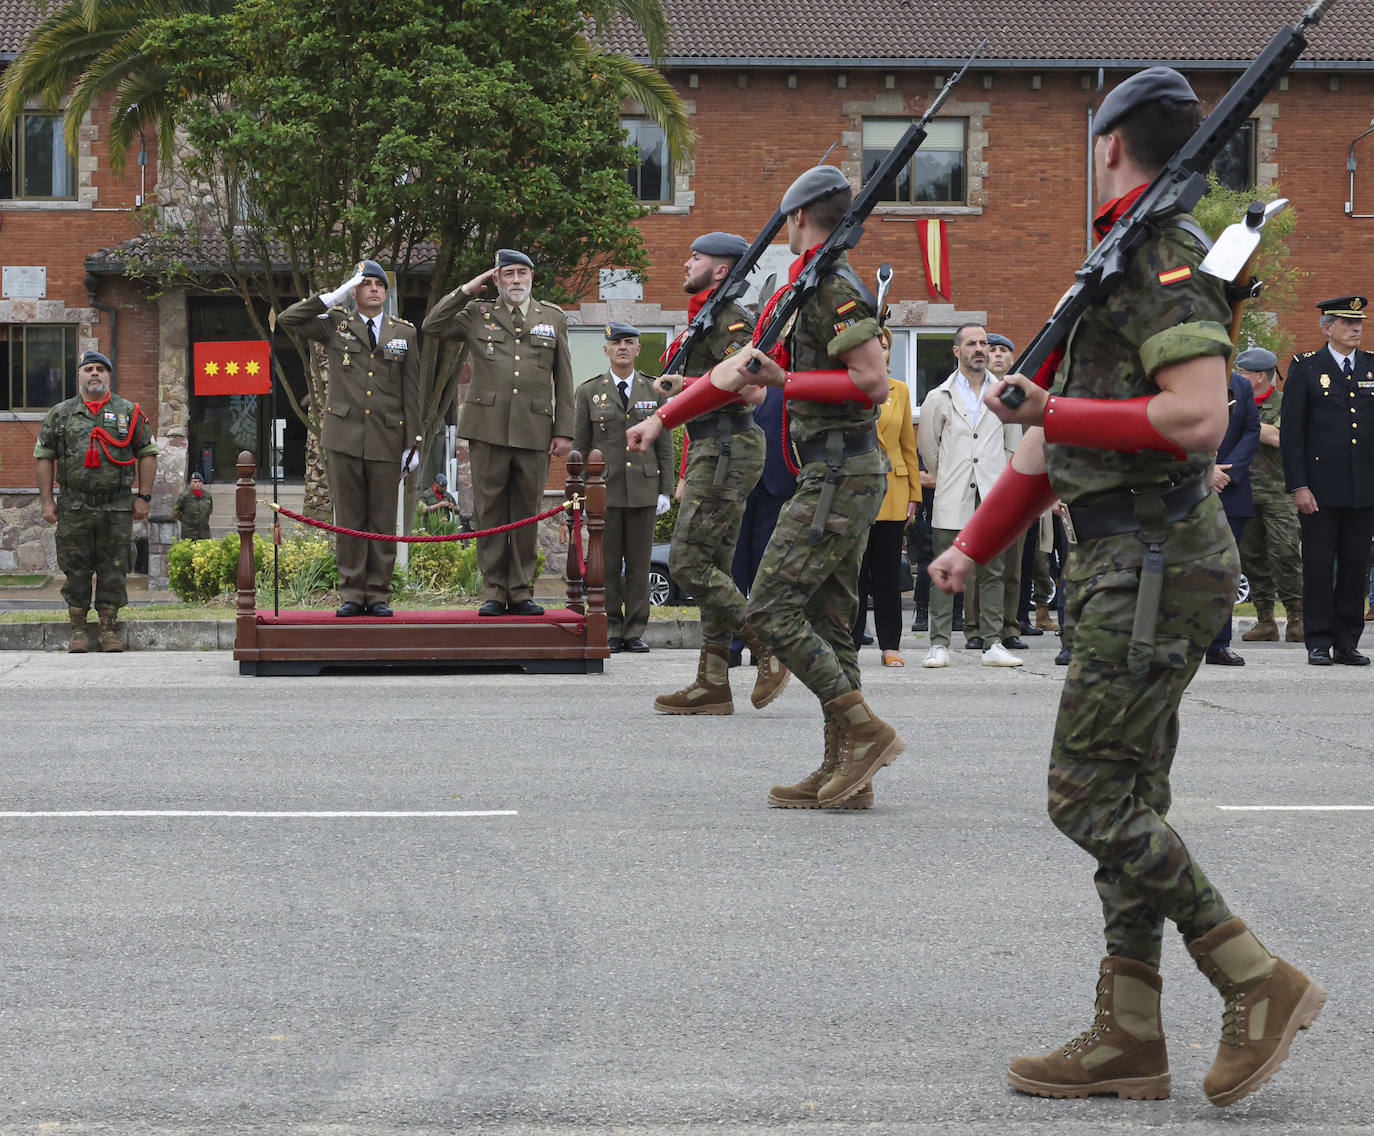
xmin=648 ymin=566 xmax=673 ymax=606
xmin=1235 ymin=573 xmax=1251 ymax=605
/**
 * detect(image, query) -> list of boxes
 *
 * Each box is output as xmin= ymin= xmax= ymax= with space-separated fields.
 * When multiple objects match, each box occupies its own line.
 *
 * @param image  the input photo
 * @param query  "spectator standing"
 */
xmin=173 ymin=470 xmax=213 ymax=541
xmin=1205 ymin=369 xmax=1261 ymax=665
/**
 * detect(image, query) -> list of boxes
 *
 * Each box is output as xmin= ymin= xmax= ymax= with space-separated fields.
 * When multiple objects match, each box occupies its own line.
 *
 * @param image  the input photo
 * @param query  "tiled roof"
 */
xmin=86 ymin=231 xmax=438 ymax=275
xmin=0 ymin=0 xmax=37 ymax=56
xmin=600 ymin=1 xmax=1374 ymax=66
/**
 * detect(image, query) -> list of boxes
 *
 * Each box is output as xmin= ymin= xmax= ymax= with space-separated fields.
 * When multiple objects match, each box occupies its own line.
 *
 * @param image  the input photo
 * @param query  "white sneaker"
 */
xmin=923 ymin=645 xmax=950 ymax=668
xmin=982 ymin=641 xmax=1024 ymax=667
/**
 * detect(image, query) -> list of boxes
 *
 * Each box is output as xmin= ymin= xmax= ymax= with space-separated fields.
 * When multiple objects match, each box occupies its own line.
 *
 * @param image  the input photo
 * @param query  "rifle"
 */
xmin=747 ymin=38 xmax=987 ymax=373
xmin=1000 ymin=0 xmax=1336 ymax=409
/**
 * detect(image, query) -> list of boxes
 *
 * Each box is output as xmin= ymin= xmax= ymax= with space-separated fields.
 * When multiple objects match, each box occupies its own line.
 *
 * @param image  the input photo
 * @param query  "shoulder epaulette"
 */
xmin=393 ymin=316 xmax=415 ymax=329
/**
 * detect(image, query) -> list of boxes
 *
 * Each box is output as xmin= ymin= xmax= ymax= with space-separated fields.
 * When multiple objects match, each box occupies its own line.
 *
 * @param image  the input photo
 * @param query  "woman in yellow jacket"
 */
xmin=852 ymin=327 xmax=922 ymax=666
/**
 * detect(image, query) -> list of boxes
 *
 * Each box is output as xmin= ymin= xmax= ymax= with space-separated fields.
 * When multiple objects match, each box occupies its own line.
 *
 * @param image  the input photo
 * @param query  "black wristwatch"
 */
xmin=135 ymin=492 xmax=152 ymax=502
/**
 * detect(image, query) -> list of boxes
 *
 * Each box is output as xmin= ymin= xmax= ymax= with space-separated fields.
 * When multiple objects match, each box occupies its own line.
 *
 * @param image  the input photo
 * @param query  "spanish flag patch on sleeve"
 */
xmin=835 ymin=300 xmax=857 ymax=315
xmin=1158 ymin=266 xmax=1193 ymax=286
xmin=727 ymin=322 xmax=745 ymax=332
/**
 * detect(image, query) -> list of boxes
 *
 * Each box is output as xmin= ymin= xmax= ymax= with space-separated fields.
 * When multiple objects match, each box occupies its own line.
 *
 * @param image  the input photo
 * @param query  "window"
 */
xmin=0 ymin=325 xmax=79 ymax=411
xmin=1212 ymin=121 xmax=1256 ymax=192
xmin=0 ymin=114 xmax=78 ymax=200
xmin=863 ymin=119 xmax=966 ymax=205
xmin=622 ymin=118 xmax=670 ymax=203
xmin=889 ymin=326 xmax=958 ymax=406
xmin=569 ymin=325 xmax=669 ymax=386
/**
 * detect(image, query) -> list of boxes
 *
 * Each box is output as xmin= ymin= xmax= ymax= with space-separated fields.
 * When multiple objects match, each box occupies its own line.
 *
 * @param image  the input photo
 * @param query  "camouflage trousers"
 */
xmin=669 ymin=426 xmax=765 ymax=650
xmin=1049 ymin=496 xmax=1239 ymax=966
xmin=57 ymin=504 xmax=133 ymax=611
xmin=746 ymin=460 xmax=885 ymax=703
xmin=1238 ymin=487 xmax=1303 ymax=608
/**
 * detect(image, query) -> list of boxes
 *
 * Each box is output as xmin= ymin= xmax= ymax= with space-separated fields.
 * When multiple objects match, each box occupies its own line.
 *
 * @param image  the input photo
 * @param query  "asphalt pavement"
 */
xmin=1 ymin=644 xmax=1369 ymax=1135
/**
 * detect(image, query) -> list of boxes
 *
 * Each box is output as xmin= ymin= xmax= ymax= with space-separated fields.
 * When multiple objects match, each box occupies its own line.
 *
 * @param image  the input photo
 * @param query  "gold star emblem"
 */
xmin=204 ymin=361 xmax=219 ymax=376
xmin=246 ymin=361 xmax=260 ymax=376
xmin=226 ymin=361 xmax=240 ymax=376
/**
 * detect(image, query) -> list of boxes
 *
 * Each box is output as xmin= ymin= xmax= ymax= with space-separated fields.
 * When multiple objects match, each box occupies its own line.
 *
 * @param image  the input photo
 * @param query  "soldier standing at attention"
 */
xmin=423 ymin=249 xmax=573 ymax=617
xmin=280 ymin=260 xmax=421 ymax=618
xmin=929 ymin=68 xmax=1324 ymax=1106
xmin=173 ymin=470 xmax=213 ymax=541
xmin=35 ymin=350 xmax=158 ymax=653
xmin=572 ymin=322 xmax=673 ymax=653
xmin=1280 ymin=296 xmax=1374 ymax=665
xmin=637 ymin=168 xmax=903 ymax=810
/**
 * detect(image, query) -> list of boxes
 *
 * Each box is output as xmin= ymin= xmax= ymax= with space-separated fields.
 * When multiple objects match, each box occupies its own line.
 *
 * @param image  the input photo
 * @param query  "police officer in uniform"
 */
xmin=173 ymin=470 xmax=213 ymax=540
xmin=572 ymin=322 xmax=672 ymax=651
xmin=1280 ymin=296 xmax=1374 ymax=665
xmin=423 ymin=249 xmax=573 ymax=616
xmin=279 ymin=260 xmax=421 ymax=617
xmin=35 ymin=350 xmax=159 ymax=652
xmin=930 ymin=68 xmax=1323 ymax=1107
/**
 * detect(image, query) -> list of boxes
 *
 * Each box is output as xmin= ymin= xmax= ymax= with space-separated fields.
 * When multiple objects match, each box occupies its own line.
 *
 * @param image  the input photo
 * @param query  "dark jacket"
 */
xmin=1281 ymin=345 xmax=1374 ymax=507
xmin=1217 ymin=371 xmax=1261 ymax=519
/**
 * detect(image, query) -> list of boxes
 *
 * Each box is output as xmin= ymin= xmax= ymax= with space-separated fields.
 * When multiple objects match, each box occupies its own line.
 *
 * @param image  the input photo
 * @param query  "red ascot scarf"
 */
xmin=192 ymin=487 xmax=203 ymax=498
xmin=80 ymin=395 xmax=144 ymax=468
xmin=1255 ymin=387 xmax=1274 ymax=407
xmin=661 ymin=289 xmax=716 ymax=366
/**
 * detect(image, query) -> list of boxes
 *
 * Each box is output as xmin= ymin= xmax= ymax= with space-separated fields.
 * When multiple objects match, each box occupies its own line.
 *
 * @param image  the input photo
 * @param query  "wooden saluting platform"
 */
xmin=231 ymin=450 xmax=610 ymax=676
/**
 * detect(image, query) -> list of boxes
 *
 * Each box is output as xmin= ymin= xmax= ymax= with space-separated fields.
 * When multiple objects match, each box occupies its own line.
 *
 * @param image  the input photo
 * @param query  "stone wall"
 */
xmin=0 ymin=489 xmax=54 ymax=574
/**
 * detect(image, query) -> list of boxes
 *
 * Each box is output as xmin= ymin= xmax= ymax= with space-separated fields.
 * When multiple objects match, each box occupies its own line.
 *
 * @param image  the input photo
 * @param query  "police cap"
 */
xmin=78 ymin=350 xmax=113 ymax=372
xmin=357 ymin=259 xmax=389 ymax=286
xmin=987 ymin=333 xmax=1016 ymax=352
xmin=1093 ymin=67 xmax=1198 ymax=135
xmin=495 ymin=248 xmax=534 ymax=269
xmin=1316 ymin=295 xmax=1367 ymax=320
xmin=780 ymin=165 xmax=850 ymax=214
xmin=605 ymin=321 xmax=640 ymax=341
xmin=691 ymin=232 xmax=749 ymax=260
xmin=1235 ymin=347 xmax=1278 ymax=372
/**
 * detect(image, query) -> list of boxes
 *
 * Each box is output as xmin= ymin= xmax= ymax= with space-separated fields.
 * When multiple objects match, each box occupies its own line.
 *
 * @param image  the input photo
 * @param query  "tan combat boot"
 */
xmin=1035 ymin=603 xmax=1059 ymax=632
xmin=67 ymin=607 xmax=91 ymax=654
xmin=654 ymin=645 xmax=732 ymax=714
xmin=1283 ymin=600 xmax=1304 ymax=642
xmin=816 ymin=690 xmax=903 ymax=807
xmin=96 ymin=606 xmax=125 ymax=653
xmin=767 ymin=701 xmax=874 ymax=809
xmin=739 ymin=627 xmax=790 ymax=709
xmin=1008 ymin=956 xmax=1170 ymax=1100
xmin=1187 ymin=917 xmax=1326 ymax=1107
xmin=1242 ymin=602 xmax=1278 ymax=642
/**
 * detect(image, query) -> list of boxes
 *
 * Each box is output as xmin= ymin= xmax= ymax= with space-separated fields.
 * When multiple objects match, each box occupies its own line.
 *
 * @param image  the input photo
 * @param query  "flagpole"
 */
xmin=268 ymin=309 xmax=280 ymax=617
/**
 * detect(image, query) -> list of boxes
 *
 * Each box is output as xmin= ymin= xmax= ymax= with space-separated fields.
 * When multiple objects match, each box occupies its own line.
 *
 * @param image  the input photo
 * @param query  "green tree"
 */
xmin=1194 ymin=175 xmax=1304 ymax=362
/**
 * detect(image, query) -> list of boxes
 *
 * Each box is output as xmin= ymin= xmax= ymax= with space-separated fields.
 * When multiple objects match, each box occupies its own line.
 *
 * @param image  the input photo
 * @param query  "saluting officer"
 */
xmin=1281 ymin=295 xmax=1374 ymax=665
xmin=279 ymin=259 xmax=421 ymax=618
xmin=423 ymin=249 xmax=573 ymax=617
xmin=572 ymin=322 xmax=672 ymax=652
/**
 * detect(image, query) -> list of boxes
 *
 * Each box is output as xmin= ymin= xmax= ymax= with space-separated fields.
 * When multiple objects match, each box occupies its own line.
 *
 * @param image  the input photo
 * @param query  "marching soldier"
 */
xmin=173 ymin=470 xmax=213 ymax=541
xmin=35 ymin=350 xmax=159 ymax=653
xmin=423 ymin=249 xmax=573 ymax=617
xmin=280 ymin=260 xmax=421 ymax=618
xmin=572 ymin=323 xmax=672 ymax=652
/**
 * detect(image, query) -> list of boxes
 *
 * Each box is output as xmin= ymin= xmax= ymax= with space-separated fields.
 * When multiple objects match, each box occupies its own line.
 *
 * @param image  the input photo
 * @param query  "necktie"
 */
xmin=1344 ymin=358 xmax=1353 ymax=379
xmin=617 ymin=380 xmax=629 ymax=406
xmin=367 ymin=319 xmax=377 ymax=350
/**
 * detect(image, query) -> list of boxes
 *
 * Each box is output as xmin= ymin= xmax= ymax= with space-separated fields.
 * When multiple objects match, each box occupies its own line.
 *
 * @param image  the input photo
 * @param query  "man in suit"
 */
xmin=1205 ymin=368 xmax=1261 ymax=665
xmin=279 ymin=260 xmax=420 ymax=617
xmin=573 ymin=322 xmax=672 ymax=652
xmin=1281 ymin=295 xmax=1374 ymax=665
xmin=423 ymin=249 xmax=574 ymax=616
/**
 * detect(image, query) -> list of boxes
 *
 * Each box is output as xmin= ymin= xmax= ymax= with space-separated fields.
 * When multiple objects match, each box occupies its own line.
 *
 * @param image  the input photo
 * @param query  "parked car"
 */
xmin=648 ymin=542 xmax=691 ymax=606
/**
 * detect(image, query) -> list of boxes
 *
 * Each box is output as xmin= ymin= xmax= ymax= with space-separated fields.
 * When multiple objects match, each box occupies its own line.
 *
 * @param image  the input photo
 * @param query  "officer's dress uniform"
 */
xmin=1281 ymin=341 xmax=1374 ymax=655
xmin=423 ymin=290 xmax=573 ymax=607
xmin=1239 ymin=381 xmax=1303 ymax=616
xmin=573 ymin=368 xmax=671 ymax=642
xmin=278 ymin=296 xmax=420 ymax=608
xmin=35 ymin=393 xmax=158 ymax=611
xmin=173 ymin=485 xmax=213 ymax=540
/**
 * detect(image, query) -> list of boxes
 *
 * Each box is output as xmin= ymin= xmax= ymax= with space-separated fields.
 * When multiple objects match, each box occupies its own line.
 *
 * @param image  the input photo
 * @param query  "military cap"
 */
xmin=357 ymin=259 xmax=389 ymax=285
xmin=780 ymin=165 xmax=851 ymax=214
xmin=78 ymin=349 xmax=113 ymax=372
xmin=1316 ymin=295 xmax=1367 ymax=320
xmin=604 ymin=321 xmax=640 ymax=341
xmin=190 ymin=469 xmax=205 ymax=481
xmin=691 ymin=232 xmax=749 ymax=259
xmin=987 ymin=333 xmax=1016 ymax=352
xmin=434 ymin=472 xmax=448 ymax=487
xmin=1235 ymin=347 xmax=1278 ymax=372
xmin=495 ymin=248 xmax=534 ymax=269
xmin=1093 ymin=67 xmax=1198 ymax=135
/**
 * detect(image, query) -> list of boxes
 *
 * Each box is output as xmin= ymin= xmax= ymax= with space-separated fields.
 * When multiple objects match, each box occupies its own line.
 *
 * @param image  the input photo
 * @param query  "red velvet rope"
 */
xmin=268 ymin=499 xmax=573 ymax=543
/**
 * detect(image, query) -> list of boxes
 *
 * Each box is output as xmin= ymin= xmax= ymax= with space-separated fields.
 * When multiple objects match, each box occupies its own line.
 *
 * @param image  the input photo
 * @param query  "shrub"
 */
xmin=168 ymin=538 xmax=231 ymax=602
xmin=256 ymin=531 xmax=338 ymax=604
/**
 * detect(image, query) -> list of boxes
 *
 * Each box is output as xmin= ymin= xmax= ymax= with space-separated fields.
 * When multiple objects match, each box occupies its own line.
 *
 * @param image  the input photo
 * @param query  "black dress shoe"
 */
xmin=477 ymin=600 xmax=506 ymax=617
xmin=911 ymin=611 xmax=928 ymax=632
xmin=506 ymin=599 xmax=545 ymax=616
xmin=964 ymin=636 xmax=984 ymax=650
xmin=1333 ymin=647 xmax=1371 ymax=666
xmin=607 ymin=636 xmax=624 ymax=652
xmin=1019 ymin=620 xmax=1045 ymax=637
xmin=366 ymin=601 xmax=394 ymax=617
xmin=1055 ymin=644 xmax=1072 ymax=666
xmin=336 ymin=601 xmax=365 ymax=617
xmin=1307 ymin=646 xmax=1332 ymax=666
xmin=1003 ymin=636 xmax=1028 ymax=650
xmin=623 ymin=636 xmax=650 ymax=653
xmin=1205 ymin=646 xmax=1245 ymax=666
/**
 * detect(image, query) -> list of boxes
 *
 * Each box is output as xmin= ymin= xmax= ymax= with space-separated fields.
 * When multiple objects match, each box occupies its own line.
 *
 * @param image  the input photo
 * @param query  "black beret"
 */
xmin=1316 ymin=295 xmax=1367 ymax=319
xmin=79 ymin=350 xmax=113 ymax=371
xmin=691 ymin=232 xmax=749 ymax=259
xmin=495 ymin=248 xmax=534 ymax=269
xmin=604 ymin=321 xmax=640 ymax=341
xmin=987 ymin=333 xmax=1016 ymax=352
xmin=1094 ymin=67 xmax=1198 ymax=135
xmin=1235 ymin=347 xmax=1278 ymax=371
xmin=780 ymin=165 xmax=850 ymax=213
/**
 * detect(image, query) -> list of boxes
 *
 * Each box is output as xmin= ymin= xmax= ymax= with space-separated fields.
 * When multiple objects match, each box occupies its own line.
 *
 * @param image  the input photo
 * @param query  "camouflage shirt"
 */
xmin=1044 ymin=208 xmax=1232 ymax=505
xmin=34 ymin=393 xmax=158 ymax=509
xmin=681 ymin=298 xmax=754 ymax=378
xmin=1250 ymin=386 xmax=1285 ymax=493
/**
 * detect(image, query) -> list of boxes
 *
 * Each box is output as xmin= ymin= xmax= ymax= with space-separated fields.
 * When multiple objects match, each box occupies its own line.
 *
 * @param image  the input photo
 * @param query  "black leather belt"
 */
xmin=793 ymin=427 xmax=879 ymax=466
xmin=687 ymin=409 xmax=755 ymax=441
xmin=1068 ymin=475 xmax=1210 ymax=542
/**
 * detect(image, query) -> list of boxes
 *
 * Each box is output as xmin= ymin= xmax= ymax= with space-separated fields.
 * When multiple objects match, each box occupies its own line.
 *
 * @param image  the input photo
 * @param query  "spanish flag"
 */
xmin=917 ymin=219 xmax=951 ymax=301
xmin=193 ymin=340 xmax=272 ymax=395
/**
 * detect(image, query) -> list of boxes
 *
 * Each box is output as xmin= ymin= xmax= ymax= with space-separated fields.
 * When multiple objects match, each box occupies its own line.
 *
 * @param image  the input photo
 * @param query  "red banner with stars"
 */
xmin=193 ymin=340 xmax=272 ymax=395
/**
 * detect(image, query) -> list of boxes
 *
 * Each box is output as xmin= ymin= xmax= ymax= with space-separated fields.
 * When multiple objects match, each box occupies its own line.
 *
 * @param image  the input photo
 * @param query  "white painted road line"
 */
xmin=1218 ymin=805 xmax=1374 ymax=811
xmin=0 ymin=810 xmax=518 ymax=819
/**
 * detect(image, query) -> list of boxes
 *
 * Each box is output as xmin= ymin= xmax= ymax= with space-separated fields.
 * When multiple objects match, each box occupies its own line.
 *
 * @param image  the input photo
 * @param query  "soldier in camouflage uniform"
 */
xmin=930 ymin=69 xmax=1324 ymax=1107
xmin=173 ymin=470 xmax=213 ymax=541
xmin=1235 ymin=348 xmax=1304 ymax=642
xmin=627 ymin=233 xmax=787 ymax=710
xmin=35 ymin=350 xmax=159 ymax=653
